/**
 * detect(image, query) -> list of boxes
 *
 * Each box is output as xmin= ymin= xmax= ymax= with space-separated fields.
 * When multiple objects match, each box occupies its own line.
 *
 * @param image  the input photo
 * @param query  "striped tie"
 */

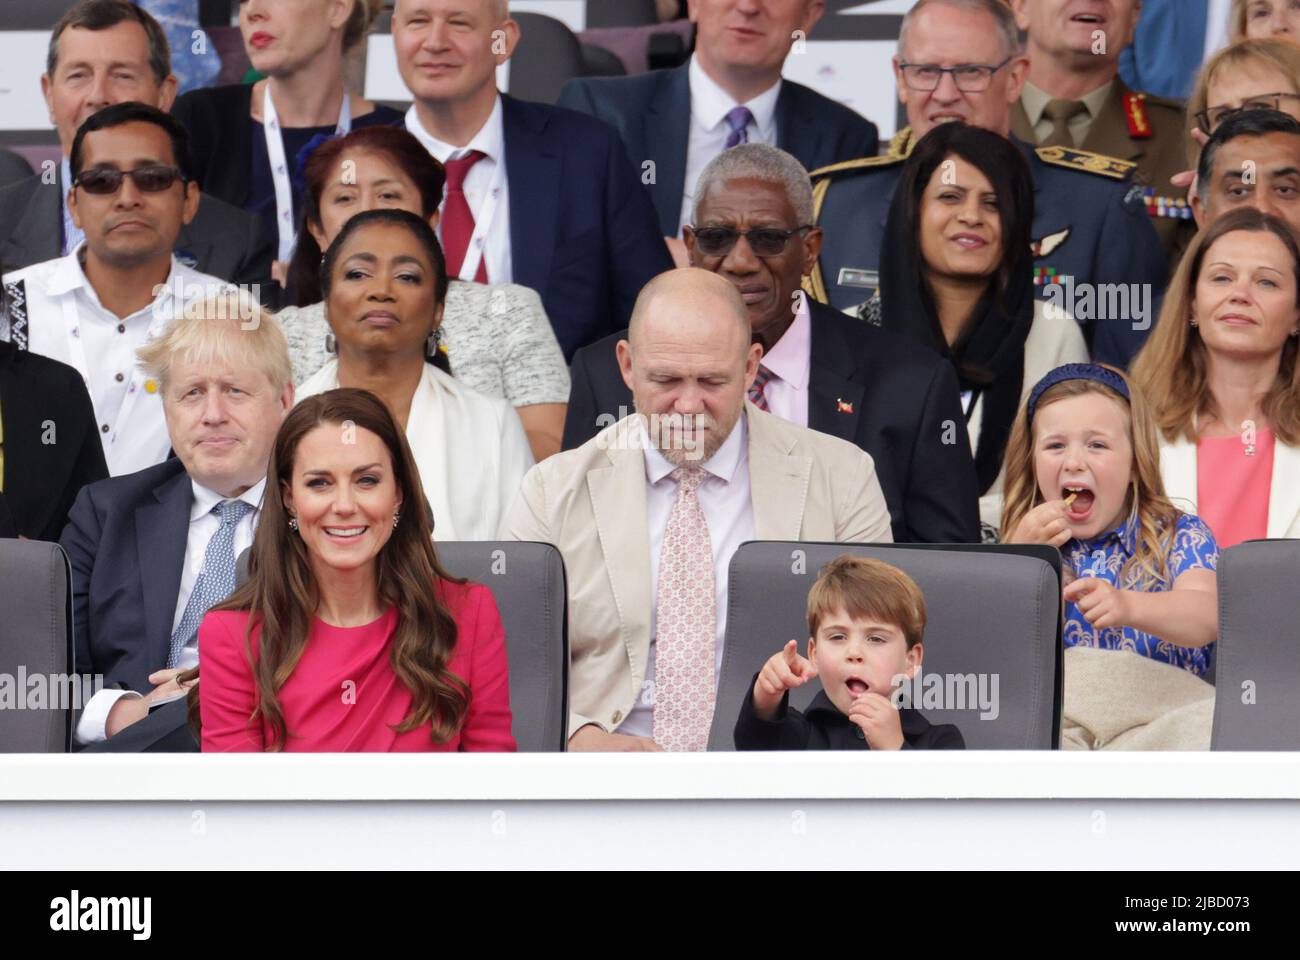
xmin=747 ymin=364 xmax=776 ymax=411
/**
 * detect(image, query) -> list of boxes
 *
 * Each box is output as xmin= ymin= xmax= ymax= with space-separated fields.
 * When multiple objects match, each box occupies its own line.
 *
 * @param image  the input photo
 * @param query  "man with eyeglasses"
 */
xmin=1192 ymin=109 xmax=1300 ymax=237
xmin=0 ymin=1 xmax=272 ymax=294
xmin=561 ymin=144 xmax=980 ymax=544
xmin=1008 ymin=0 xmax=1194 ymax=269
xmin=1 ymin=103 xmax=233 ymax=477
xmin=810 ymin=0 xmax=1168 ymax=367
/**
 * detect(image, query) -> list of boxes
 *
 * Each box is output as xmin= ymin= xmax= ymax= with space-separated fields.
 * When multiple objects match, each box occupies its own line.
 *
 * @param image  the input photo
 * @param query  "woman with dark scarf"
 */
xmin=853 ymin=122 xmax=1087 ymax=535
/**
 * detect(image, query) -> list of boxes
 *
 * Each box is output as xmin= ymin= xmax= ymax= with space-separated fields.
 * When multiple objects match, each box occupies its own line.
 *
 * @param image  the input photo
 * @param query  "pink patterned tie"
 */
xmin=653 ymin=465 xmax=717 ymax=752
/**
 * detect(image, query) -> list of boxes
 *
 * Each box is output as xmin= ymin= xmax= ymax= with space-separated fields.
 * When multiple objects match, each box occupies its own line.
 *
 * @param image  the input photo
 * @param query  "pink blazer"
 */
xmin=199 ymin=580 xmax=516 ymax=752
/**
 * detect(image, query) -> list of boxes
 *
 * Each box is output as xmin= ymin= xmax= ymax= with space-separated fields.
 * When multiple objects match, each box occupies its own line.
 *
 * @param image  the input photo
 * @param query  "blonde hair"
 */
xmin=136 ymin=294 xmax=292 ymax=394
xmin=1130 ymin=207 xmax=1300 ymax=445
xmin=1186 ymin=37 xmax=1300 ymax=166
xmin=806 ymin=555 xmax=927 ymax=650
xmin=999 ymin=367 xmax=1183 ymax=592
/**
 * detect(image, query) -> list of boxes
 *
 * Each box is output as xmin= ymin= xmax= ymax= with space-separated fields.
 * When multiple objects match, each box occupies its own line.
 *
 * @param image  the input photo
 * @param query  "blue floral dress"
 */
xmin=1061 ymin=512 xmax=1219 ymax=676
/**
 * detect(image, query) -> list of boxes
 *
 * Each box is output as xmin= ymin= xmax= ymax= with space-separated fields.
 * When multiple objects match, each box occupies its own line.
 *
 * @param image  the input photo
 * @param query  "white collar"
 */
xmin=189 ymin=476 xmax=267 ymax=523
xmin=405 ymin=94 xmax=505 ymax=165
xmin=47 ymin=243 xmax=187 ymax=313
xmin=640 ymin=408 xmax=748 ymax=486
xmin=688 ymin=54 xmax=781 ymax=134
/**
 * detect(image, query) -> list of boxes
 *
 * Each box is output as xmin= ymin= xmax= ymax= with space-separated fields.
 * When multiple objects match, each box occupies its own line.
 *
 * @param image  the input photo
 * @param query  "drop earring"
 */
xmin=425 ymin=328 xmax=443 ymax=359
xmin=392 ymin=512 xmax=401 ymax=529
xmin=325 ymin=333 xmax=337 ymax=354
xmin=288 ymin=515 xmax=299 ymax=532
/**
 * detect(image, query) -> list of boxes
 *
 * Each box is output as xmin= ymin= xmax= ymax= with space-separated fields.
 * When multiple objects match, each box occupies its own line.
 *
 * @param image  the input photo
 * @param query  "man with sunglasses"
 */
xmin=561 ymin=144 xmax=980 ymax=544
xmin=0 ymin=0 xmax=272 ymax=293
xmin=1 ymin=103 xmax=234 ymax=477
xmin=1008 ymin=0 xmax=1194 ymax=269
xmin=810 ymin=0 xmax=1168 ymax=367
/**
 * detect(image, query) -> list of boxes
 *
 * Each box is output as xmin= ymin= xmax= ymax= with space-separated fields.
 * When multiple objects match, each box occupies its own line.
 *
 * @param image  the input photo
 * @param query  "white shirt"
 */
xmin=679 ymin=54 xmax=782 ymax=233
xmin=298 ymin=360 xmax=534 ymax=541
xmin=73 ymin=477 xmax=266 ymax=745
xmin=756 ymin=292 xmax=811 ymax=427
xmin=1 ymin=247 xmax=232 ymax=476
xmin=619 ymin=414 xmax=756 ymax=739
xmin=405 ymin=96 xmax=513 ymax=284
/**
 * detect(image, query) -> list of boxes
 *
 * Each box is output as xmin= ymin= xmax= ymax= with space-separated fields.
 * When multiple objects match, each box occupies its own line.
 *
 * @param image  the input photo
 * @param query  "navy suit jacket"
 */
xmin=60 ymin=458 xmax=195 ymax=695
xmin=558 ymin=64 xmax=880 ymax=236
xmin=812 ymin=137 xmax=1168 ymax=367
xmin=501 ymin=95 xmax=673 ymax=360
xmin=561 ymin=298 xmax=981 ymax=545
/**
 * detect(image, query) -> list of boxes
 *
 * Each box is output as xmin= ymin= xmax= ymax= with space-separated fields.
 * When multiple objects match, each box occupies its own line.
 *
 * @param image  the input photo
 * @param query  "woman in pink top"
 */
xmin=198 ymin=387 xmax=515 ymax=752
xmin=1132 ymin=208 xmax=1300 ymax=547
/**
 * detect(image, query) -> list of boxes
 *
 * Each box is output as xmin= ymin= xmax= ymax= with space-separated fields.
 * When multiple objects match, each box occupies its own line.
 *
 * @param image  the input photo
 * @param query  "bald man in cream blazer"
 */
xmin=503 ymin=269 xmax=892 ymax=751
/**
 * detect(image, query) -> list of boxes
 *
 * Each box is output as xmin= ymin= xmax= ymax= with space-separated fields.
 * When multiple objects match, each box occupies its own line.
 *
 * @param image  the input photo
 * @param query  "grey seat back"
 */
xmin=1212 ymin=539 xmax=1300 ymax=750
xmin=0 ymin=539 xmax=74 ymax=752
xmin=435 ymin=541 xmax=569 ymax=752
xmin=509 ymin=12 xmax=588 ymax=104
xmin=710 ymin=542 xmax=1061 ymax=750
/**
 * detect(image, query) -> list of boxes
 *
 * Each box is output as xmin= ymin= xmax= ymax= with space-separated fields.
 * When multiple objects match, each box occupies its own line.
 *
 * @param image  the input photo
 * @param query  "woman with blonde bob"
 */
xmin=1231 ymin=0 xmax=1300 ymax=42
xmin=1131 ymin=207 xmax=1300 ymax=545
xmin=1185 ymin=37 xmax=1300 ymax=168
xmin=1001 ymin=364 xmax=1219 ymax=677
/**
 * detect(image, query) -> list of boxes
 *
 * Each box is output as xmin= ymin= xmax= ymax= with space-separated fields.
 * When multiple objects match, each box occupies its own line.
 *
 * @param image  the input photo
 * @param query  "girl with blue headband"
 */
xmin=1000 ymin=363 xmax=1220 ymax=676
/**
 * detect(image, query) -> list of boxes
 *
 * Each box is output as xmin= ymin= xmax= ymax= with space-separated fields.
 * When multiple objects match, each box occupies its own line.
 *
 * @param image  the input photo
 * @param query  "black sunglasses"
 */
xmin=689 ymin=225 xmax=813 ymax=257
xmin=73 ymin=164 xmax=188 ymax=195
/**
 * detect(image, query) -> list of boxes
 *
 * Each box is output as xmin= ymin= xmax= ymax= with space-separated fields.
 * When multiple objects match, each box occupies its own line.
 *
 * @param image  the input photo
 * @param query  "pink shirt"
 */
xmin=756 ymin=293 xmax=811 ymax=426
xmin=1196 ymin=429 xmax=1275 ymax=549
xmin=199 ymin=580 xmax=516 ymax=752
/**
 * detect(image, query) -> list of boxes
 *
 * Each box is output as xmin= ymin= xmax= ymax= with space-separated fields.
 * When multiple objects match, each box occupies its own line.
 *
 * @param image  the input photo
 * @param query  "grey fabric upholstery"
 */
xmin=0 ymin=539 xmax=74 ymax=752
xmin=509 ymin=12 xmax=588 ymax=104
xmin=710 ymin=542 xmax=1062 ymax=750
xmin=1211 ymin=539 xmax=1300 ymax=750
xmin=586 ymin=0 xmax=661 ymax=28
xmin=434 ymin=541 xmax=569 ymax=753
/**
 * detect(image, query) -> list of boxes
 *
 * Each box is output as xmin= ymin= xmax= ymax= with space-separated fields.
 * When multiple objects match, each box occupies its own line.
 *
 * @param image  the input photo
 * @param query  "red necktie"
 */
xmin=441 ymin=150 xmax=489 ymax=283
xmin=748 ymin=364 xmax=776 ymax=411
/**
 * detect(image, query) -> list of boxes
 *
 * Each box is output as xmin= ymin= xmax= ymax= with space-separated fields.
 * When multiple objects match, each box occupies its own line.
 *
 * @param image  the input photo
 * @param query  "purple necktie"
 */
xmin=723 ymin=106 xmax=753 ymax=149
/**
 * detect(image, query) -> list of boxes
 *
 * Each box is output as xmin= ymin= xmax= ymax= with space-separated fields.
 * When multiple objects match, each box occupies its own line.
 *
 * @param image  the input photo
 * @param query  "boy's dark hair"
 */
xmin=48 ymin=0 xmax=171 ymax=86
xmin=70 ymin=101 xmax=193 ymax=181
xmin=806 ymin=555 xmax=927 ymax=650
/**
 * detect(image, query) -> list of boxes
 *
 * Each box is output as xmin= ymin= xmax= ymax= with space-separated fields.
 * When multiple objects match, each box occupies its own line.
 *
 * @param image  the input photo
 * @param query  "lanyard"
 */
xmin=264 ymin=82 xmax=352 ymax=263
xmin=59 ymin=273 xmax=171 ymax=453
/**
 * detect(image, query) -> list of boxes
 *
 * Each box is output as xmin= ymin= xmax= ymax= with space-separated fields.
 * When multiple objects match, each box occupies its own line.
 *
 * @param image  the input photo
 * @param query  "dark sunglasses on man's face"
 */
xmin=73 ymin=164 xmax=187 ymax=195
xmin=690 ymin=225 xmax=812 ymax=258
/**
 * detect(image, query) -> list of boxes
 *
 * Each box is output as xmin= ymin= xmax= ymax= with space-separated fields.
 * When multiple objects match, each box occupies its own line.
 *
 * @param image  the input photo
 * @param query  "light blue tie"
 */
xmin=166 ymin=499 xmax=252 ymax=669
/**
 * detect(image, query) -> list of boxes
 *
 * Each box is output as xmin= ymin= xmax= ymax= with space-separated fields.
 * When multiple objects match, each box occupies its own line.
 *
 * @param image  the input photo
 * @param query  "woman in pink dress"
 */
xmin=198 ymin=387 xmax=515 ymax=751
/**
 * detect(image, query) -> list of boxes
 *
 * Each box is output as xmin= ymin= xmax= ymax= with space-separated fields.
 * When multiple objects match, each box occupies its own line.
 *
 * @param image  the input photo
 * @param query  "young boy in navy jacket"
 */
xmin=735 ymin=555 xmax=965 ymax=750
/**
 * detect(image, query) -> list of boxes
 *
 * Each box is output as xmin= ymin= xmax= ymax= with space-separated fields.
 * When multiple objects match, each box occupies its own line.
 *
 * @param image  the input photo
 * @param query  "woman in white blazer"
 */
xmin=1132 ymin=208 xmax=1300 ymax=545
xmin=297 ymin=209 xmax=533 ymax=541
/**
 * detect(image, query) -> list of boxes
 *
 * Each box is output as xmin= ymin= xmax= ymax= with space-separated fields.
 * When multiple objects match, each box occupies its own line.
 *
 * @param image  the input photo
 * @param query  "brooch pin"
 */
xmin=836 ymin=399 xmax=853 ymax=414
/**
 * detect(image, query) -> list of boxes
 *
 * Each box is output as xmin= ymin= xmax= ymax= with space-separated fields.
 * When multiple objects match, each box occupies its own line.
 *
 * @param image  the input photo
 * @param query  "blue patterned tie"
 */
xmin=723 ymin=106 xmax=753 ymax=149
xmin=166 ymin=499 xmax=253 ymax=669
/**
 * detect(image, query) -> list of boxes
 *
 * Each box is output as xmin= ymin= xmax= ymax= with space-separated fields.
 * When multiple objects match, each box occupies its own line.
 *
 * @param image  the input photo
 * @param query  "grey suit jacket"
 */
xmin=503 ymin=404 xmax=893 ymax=739
xmin=0 ymin=169 xmax=274 ymax=291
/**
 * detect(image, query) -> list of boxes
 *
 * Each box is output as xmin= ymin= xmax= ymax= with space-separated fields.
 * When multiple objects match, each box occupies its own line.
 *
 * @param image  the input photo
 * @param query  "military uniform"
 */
xmin=1013 ymin=77 xmax=1195 ymax=269
xmin=807 ymin=127 xmax=1169 ymax=367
